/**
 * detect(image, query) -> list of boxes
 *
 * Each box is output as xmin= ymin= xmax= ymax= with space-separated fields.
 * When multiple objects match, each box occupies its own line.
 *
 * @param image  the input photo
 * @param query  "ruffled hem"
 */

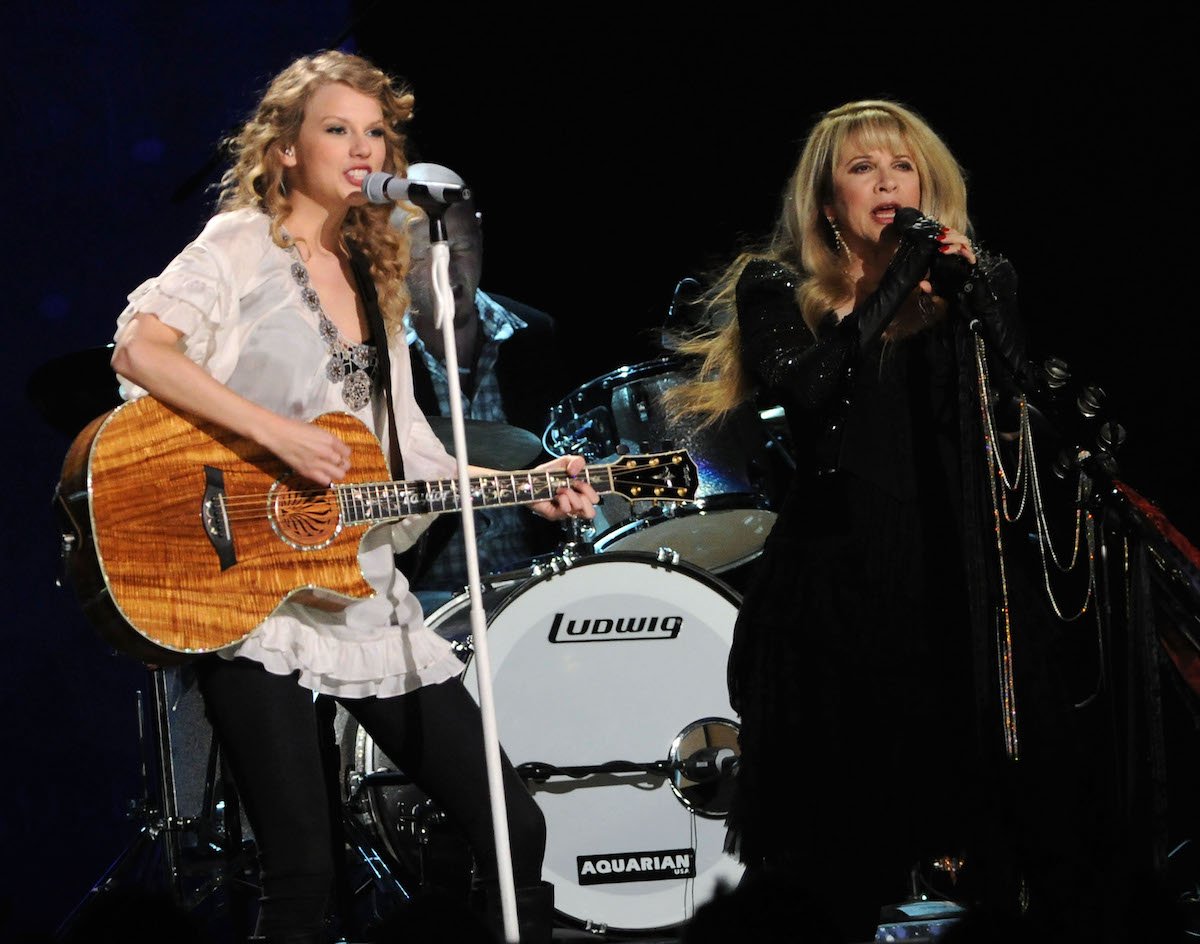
xmin=221 ymin=617 xmax=464 ymax=699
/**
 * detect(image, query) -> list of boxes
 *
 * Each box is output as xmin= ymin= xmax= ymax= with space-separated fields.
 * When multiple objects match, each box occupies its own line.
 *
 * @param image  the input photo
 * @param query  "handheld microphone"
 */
xmin=892 ymin=207 xmax=973 ymax=297
xmin=362 ymin=163 xmax=471 ymax=207
xmin=893 ymin=206 xmax=930 ymax=234
xmin=930 ymin=249 xmax=973 ymax=298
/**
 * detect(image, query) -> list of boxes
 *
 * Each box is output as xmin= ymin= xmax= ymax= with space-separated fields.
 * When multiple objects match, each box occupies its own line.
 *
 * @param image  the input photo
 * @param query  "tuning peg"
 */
xmin=1076 ymin=384 xmax=1105 ymax=419
xmin=1097 ymin=421 xmax=1126 ymax=453
xmin=1041 ymin=356 xmax=1070 ymax=391
xmin=1052 ymin=447 xmax=1076 ymax=480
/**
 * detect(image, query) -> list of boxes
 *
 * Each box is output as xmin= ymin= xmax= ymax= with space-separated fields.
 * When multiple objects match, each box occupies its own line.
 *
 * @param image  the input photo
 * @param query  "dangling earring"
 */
xmin=826 ymin=215 xmax=849 ymax=262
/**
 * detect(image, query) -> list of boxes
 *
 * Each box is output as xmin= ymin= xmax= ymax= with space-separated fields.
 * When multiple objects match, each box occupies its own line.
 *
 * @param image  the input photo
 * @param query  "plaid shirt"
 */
xmin=405 ymin=291 xmax=537 ymax=589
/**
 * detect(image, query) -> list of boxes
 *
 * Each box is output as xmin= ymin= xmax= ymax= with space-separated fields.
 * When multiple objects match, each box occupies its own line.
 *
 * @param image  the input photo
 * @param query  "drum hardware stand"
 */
xmin=517 ymin=718 xmax=741 ymax=818
xmin=57 ymin=668 xmax=257 ymax=939
xmin=343 ymin=769 xmax=455 ymax=904
xmin=561 ymin=515 xmax=598 ymax=554
xmin=336 ymin=805 xmax=416 ymax=934
xmin=519 ymin=759 xmax=677 ymax=779
xmin=758 ymin=404 xmax=798 ymax=472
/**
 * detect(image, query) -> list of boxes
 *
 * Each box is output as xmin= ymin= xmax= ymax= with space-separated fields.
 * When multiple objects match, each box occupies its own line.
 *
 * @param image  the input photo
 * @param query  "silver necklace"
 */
xmin=286 ymin=250 xmax=378 ymax=411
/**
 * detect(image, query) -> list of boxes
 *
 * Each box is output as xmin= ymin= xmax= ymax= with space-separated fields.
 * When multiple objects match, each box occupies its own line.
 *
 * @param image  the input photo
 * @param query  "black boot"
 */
xmin=470 ymin=880 xmax=555 ymax=943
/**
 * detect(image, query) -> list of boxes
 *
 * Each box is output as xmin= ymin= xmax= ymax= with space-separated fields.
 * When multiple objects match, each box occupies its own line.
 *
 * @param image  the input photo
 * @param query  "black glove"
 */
xmin=929 ymin=248 xmax=973 ymax=299
xmin=852 ymin=207 xmax=941 ymax=346
xmin=957 ymin=250 xmax=1029 ymax=386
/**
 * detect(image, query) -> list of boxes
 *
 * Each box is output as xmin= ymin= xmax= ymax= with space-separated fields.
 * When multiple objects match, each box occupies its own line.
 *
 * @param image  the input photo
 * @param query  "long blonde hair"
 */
xmin=217 ymin=50 xmax=414 ymax=335
xmin=668 ymin=100 xmax=970 ymax=424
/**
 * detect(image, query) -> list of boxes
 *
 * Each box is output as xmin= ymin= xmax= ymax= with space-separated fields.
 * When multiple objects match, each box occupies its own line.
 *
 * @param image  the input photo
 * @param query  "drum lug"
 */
xmin=413 ymin=799 xmax=446 ymax=846
xmin=540 ymin=546 xmax=582 ymax=576
xmin=345 ymin=768 xmax=364 ymax=801
xmin=655 ymin=546 xmax=681 ymax=565
xmin=583 ymin=919 xmax=609 ymax=935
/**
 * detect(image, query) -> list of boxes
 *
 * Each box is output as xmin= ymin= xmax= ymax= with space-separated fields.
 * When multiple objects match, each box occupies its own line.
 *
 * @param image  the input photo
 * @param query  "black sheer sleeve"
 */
xmin=735 ymin=259 xmax=855 ymax=412
xmin=736 ymin=220 xmax=940 ymax=411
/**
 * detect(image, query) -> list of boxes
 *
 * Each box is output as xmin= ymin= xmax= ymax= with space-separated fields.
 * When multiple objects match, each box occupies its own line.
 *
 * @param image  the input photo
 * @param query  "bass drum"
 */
xmin=347 ymin=553 xmax=745 ymax=933
xmin=544 ymin=356 xmax=783 ymax=574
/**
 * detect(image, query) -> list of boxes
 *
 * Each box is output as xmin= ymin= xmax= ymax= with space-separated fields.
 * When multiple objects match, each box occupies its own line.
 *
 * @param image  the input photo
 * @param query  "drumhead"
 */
xmin=544 ymin=357 xmax=688 ymax=459
xmin=592 ymin=502 xmax=777 ymax=574
xmin=457 ymin=553 xmax=744 ymax=932
xmin=545 ymin=357 xmax=785 ymax=573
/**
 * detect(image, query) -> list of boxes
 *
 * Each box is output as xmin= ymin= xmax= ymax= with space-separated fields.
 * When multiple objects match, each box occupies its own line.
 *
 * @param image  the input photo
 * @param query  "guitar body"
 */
xmin=57 ymin=396 xmax=698 ymax=664
xmin=58 ymin=397 xmax=387 ymax=662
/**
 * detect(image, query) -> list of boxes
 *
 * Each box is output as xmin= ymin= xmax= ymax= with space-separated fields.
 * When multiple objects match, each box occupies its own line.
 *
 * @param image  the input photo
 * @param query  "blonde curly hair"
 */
xmin=217 ymin=50 xmax=414 ymax=335
xmin=668 ymin=100 xmax=970 ymax=424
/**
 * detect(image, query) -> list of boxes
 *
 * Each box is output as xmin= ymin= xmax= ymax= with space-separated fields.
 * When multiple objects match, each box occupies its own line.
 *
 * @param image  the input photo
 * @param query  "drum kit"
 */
xmin=344 ymin=354 xmax=793 ymax=934
xmin=32 ymin=346 xmax=792 ymax=936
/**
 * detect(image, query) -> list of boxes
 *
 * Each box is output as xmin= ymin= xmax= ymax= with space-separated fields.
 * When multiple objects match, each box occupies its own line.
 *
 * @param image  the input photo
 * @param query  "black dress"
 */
xmin=725 ymin=257 xmax=1023 ymax=937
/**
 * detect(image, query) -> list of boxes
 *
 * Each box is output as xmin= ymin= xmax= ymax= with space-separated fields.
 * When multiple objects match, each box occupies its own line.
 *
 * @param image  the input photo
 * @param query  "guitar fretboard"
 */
xmin=335 ymin=465 xmax=619 ymax=525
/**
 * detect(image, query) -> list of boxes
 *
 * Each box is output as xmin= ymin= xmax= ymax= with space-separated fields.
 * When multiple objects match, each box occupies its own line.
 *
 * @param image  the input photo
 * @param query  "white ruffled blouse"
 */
xmin=114 ymin=208 xmax=465 ymax=698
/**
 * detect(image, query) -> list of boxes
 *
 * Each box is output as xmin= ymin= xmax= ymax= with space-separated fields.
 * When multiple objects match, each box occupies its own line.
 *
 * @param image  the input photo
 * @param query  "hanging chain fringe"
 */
xmin=973 ymin=335 xmax=1099 ymax=760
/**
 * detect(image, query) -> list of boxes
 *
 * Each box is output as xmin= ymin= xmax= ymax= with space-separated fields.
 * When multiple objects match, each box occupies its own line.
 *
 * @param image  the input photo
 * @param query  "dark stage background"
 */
xmin=2 ymin=5 xmax=1193 ymax=939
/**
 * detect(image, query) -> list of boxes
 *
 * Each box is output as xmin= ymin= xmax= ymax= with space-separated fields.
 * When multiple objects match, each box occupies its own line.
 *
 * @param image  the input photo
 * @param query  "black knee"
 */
xmin=508 ymin=787 xmax=547 ymax=886
xmin=471 ymin=785 xmax=545 ymax=885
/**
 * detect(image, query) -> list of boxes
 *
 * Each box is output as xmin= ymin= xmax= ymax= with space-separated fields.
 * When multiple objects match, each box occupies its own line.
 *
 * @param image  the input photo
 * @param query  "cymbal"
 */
xmin=426 ymin=417 xmax=543 ymax=469
xmin=27 ymin=345 xmax=123 ymax=438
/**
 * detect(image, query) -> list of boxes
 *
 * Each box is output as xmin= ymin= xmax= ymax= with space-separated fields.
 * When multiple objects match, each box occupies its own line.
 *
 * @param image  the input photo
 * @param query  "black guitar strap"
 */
xmin=348 ymin=247 xmax=432 ymax=581
xmin=347 ymin=247 xmax=404 ymax=481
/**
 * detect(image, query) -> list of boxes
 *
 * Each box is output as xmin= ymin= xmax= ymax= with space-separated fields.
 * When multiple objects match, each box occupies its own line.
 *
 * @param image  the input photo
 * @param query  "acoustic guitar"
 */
xmin=56 ymin=396 xmax=698 ymax=663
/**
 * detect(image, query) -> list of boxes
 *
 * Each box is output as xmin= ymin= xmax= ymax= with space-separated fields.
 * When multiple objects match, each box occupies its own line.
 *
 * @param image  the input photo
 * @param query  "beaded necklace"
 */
xmin=286 ymin=248 xmax=378 ymax=411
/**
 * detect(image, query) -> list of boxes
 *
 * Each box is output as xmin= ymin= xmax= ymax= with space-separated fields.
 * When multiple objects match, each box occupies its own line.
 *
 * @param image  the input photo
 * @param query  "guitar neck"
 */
xmin=334 ymin=460 xmax=655 ymax=526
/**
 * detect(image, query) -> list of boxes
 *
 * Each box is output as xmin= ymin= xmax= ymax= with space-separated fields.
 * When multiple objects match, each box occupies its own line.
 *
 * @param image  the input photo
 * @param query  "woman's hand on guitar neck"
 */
xmin=469 ymin=455 xmax=599 ymax=521
xmin=526 ymin=455 xmax=600 ymax=521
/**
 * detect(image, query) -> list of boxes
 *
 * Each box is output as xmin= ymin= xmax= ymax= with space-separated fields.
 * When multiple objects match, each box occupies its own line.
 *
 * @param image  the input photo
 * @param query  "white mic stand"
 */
xmin=417 ymin=175 xmax=521 ymax=944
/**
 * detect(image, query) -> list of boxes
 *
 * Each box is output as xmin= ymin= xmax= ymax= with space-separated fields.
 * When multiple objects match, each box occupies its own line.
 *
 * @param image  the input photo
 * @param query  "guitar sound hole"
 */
xmin=270 ymin=476 xmax=342 ymax=550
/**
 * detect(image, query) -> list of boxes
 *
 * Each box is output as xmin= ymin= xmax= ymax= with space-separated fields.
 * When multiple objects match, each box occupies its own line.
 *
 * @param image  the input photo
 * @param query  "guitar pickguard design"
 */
xmin=268 ymin=474 xmax=343 ymax=551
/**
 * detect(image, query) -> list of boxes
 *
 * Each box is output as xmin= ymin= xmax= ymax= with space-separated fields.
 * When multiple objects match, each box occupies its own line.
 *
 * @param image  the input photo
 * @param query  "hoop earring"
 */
xmin=826 ymin=215 xmax=849 ymax=262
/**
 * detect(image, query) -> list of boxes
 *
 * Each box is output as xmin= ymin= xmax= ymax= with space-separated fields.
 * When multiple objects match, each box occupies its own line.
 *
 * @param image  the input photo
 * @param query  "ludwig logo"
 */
xmin=577 ymin=848 xmax=696 ymax=885
xmin=548 ymin=611 xmax=682 ymax=643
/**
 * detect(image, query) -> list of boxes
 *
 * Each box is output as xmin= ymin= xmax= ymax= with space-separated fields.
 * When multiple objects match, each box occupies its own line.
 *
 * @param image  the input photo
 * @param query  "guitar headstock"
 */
xmin=605 ymin=450 xmax=698 ymax=503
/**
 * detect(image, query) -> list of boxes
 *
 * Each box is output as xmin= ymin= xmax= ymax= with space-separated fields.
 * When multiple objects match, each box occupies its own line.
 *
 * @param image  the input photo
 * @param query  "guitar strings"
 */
xmin=206 ymin=459 xmax=688 ymax=523
xmin=213 ymin=473 xmax=684 ymax=521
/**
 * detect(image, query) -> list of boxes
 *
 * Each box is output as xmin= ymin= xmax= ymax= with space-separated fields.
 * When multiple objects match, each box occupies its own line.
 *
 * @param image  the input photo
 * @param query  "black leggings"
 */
xmin=195 ymin=656 xmax=545 ymax=939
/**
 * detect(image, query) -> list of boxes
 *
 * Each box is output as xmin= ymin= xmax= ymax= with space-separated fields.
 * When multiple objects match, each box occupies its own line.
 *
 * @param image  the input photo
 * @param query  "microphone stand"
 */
xmin=420 ymin=201 xmax=521 ymax=943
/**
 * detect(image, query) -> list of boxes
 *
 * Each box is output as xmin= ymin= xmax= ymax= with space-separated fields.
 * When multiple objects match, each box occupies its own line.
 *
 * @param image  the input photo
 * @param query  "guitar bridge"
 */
xmin=202 ymin=465 xmax=236 ymax=571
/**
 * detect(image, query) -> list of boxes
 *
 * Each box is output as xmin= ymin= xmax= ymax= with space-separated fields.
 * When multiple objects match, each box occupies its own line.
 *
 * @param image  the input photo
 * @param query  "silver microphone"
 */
xmin=361 ymin=163 xmax=471 ymax=206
